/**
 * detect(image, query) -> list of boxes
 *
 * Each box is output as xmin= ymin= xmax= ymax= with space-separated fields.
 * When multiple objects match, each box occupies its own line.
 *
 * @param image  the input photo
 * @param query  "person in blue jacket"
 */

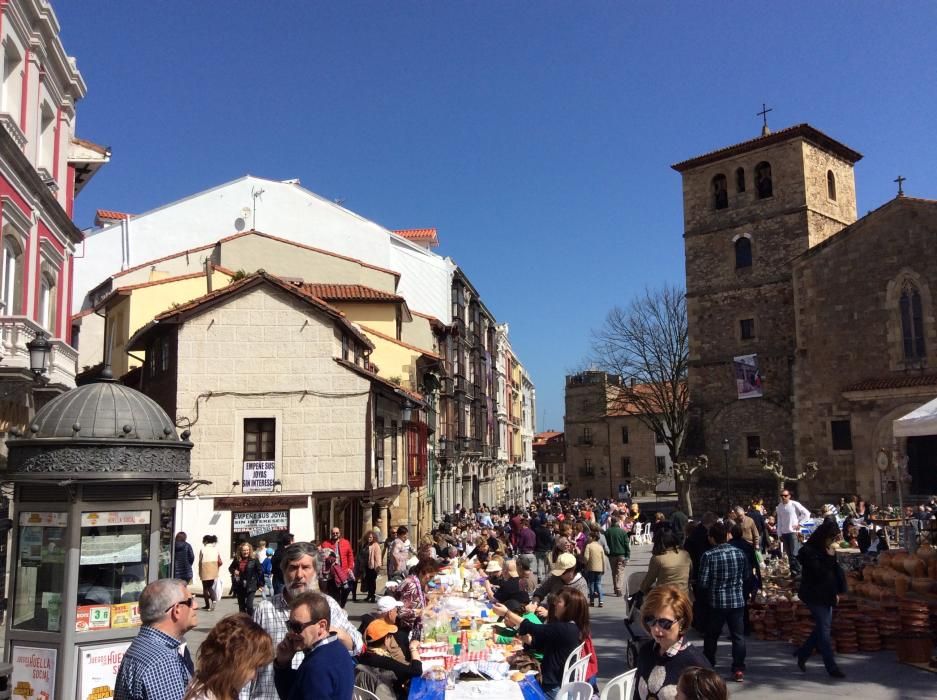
xmin=273 ymin=591 xmax=354 ymax=700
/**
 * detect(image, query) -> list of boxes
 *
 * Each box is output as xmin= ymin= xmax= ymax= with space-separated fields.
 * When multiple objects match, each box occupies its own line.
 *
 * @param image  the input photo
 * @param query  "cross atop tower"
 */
xmin=894 ymin=175 xmax=906 ymax=197
xmin=757 ymin=103 xmax=773 ymax=136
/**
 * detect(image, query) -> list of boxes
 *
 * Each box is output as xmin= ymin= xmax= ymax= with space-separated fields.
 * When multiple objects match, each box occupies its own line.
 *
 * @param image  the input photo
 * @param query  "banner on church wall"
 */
xmin=733 ymin=354 xmax=763 ymax=400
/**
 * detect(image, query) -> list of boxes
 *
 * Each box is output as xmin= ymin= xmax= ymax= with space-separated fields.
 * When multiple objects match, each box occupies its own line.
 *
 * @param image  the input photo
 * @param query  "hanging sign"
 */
xmin=733 ymin=354 xmax=763 ymax=399
xmin=232 ymin=511 xmax=288 ymax=537
xmin=242 ymin=461 xmax=276 ymax=492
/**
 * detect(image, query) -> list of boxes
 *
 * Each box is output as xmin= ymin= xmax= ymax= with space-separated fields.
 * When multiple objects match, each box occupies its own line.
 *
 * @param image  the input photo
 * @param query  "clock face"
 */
xmin=876 ymin=451 xmax=889 ymax=472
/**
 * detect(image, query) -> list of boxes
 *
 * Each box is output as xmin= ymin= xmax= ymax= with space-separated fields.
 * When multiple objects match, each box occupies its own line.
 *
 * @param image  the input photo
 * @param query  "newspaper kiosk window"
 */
xmin=77 ymin=511 xmax=150 ymax=614
xmin=13 ymin=512 xmax=67 ymax=631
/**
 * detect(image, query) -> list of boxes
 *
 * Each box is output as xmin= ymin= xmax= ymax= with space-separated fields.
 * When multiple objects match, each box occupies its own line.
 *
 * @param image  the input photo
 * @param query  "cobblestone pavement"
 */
xmin=188 ymin=544 xmax=933 ymax=700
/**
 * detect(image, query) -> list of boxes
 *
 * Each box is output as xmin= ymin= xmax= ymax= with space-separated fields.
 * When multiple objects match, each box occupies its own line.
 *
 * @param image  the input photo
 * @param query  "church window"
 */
xmin=712 ymin=174 xmax=728 ymax=210
xmin=827 ymin=170 xmax=836 ymax=201
xmin=755 ymin=161 xmax=773 ymax=199
xmin=900 ymin=281 xmax=926 ymax=359
xmin=740 ymin=318 xmax=755 ymax=340
xmin=831 ymin=420 xmax=852 ymax=451
xmin=746 ymin=435 xmax=761 ymax=458
xmin=734 ymin=237 xmax=752 ymax=269
xmin=735 ymin=167 xmax=745 ymax=193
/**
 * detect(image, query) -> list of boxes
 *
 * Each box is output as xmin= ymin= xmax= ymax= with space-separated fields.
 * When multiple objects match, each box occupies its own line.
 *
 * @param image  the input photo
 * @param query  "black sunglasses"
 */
xmin=644 ymin=616 xmax=679 ymax=631
xmin=165 ymin=597 xmax=195 ymax=612
xmin=287 ymin=619 xmax=321 ymax=634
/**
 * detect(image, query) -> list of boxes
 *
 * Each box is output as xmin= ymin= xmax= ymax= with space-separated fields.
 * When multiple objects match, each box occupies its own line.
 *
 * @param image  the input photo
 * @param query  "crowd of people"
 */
xmin=136 ymin=490 xmax=937 ymax=700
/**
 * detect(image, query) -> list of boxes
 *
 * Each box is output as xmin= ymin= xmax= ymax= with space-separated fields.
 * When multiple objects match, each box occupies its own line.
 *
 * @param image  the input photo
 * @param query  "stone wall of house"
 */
xmin=175 ymin=284 xmax=371 ymax=493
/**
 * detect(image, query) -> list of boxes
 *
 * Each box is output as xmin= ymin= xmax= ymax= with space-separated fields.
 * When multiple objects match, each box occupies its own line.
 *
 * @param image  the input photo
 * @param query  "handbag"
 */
xmin=212 ymin=577 xmax=224 ymax=601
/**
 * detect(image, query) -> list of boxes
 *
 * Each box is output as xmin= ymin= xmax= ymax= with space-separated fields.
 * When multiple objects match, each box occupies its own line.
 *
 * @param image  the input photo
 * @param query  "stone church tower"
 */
xmin=672 ymin=125 xmax=863 ymax=494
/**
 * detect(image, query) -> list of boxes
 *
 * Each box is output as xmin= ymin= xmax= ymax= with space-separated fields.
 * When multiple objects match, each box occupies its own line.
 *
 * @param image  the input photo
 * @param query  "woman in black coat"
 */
xmin=228 ymin=541 xmax=264 ymax=615
xmin=793 ymin=520 xmax=847 ymax=678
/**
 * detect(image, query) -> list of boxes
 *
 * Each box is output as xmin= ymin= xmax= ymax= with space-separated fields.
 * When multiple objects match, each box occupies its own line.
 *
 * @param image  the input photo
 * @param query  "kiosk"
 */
xmin=2 ymin=374 xmax=192 ymax=700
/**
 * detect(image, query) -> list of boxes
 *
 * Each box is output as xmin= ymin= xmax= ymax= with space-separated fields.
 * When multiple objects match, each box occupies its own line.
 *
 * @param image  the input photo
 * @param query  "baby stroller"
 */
xmin=622 ymin=571 xmax=648 ymax=669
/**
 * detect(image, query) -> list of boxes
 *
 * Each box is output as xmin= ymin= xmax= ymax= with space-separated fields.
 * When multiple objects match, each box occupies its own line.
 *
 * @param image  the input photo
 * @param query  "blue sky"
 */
xmin=59 ymin=2 xmax=937 ymax=430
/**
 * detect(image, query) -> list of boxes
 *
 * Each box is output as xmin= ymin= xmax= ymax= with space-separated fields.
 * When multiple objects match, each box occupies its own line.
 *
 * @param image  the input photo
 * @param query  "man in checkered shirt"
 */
xmin=243 ymin=542 xmax=363 ymax=700
xmin=698 ymin=520 xmax=750 ymax=682
xmin=115 ymin=579 xmax=198 ymax=700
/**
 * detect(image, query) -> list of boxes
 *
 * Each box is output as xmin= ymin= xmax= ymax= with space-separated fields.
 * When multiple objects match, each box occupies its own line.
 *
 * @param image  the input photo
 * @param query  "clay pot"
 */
xmin=911 ymin=578 xmax=936 ymax=596
xmin=903 ymin=555 xmax=926 ymax=578
xmin=895 ymin=575 xmax=910 ymax=597
xmin=917 ymin=544 xmax=936 ymax=562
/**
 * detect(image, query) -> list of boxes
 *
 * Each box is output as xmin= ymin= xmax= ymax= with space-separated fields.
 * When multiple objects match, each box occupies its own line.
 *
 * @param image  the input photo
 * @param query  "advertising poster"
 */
xmin=733 ymin=354 xmax=763 ymax=399
xmin=75 ymin=605 xmax=112 ymax=632
xmin=232 ymin=511 xmax=288 ymax=537
xmin=11 ymin=645 xmax=56 ymax=700
xmin=79 ymin=534 xmax=144 ymax=566
xmin=110 ymin=603 xmax=140 ymax=629
xmin=81 ymin=511 xmax=150 ymax=528
xmin=242 ymin=461 xmax=276 ymax=492
xmin=78 ymin=642 xmax=131 ymax=700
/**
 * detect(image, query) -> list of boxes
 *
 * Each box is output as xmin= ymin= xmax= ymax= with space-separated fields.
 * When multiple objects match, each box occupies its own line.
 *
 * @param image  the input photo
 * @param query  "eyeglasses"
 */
xmin=644 ymin=616 xmax=679 ymax=631
xmin=286 ymin=619 xmax=320 ymax=634
xmin=165 ymin=597 xmax=195 ymax=612
xmin=781 ymin=493 xmax=791 ymax=498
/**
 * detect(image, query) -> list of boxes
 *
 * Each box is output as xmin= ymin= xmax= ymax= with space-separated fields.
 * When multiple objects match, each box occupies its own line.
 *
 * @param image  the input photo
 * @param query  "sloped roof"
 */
xmin=297 ymin=283 xmax=404 ymax=303
xmin=797 ymin=196 xmax=937 ymax=263
xmin=394 ymin=228 xmax=439 ymax=247
xmin=843 ymin=374 xmax=937 ymax=393
xmin=534 ymin=431 xmax=563 ymax=444
xmin=335 ymin=358 xmax=424 ymax=404
xmin=127 ymin=272 xmax=373 ymax=352
xmin=358 ymin=324 xmax=441 ymax=360
xmin=672 ymin=123 xmax=863 ymax=173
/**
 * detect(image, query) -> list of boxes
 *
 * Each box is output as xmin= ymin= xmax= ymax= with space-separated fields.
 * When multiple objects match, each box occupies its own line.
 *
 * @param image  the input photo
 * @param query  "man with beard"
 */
xmin=244 ymin=542 xmax=362 ymax=700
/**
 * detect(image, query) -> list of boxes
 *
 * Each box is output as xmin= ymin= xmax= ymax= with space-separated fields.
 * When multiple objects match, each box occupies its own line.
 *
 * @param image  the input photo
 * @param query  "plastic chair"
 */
xmin=560 ymin=641 xmax=586 ymax=680
xmin=600 ymin=669 xmax=638 ymax=700
xmin=352 ymin=687 xmax=380 ymax=700
xmin=561 ymin=654 xmax=591 ymax=684
xmin=556 ymin=681 xmax=595 ymax=700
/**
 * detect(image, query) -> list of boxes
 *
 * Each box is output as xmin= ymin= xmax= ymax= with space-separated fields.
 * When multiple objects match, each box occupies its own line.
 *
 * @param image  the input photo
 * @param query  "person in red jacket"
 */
xmin=321 ymin=526 xmax=355 ymax=608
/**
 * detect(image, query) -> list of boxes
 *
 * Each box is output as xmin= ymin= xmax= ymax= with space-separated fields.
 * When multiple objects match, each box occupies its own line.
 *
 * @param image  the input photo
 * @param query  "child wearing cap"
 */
xmin=356 ymin=619 xmax=422 ymax=699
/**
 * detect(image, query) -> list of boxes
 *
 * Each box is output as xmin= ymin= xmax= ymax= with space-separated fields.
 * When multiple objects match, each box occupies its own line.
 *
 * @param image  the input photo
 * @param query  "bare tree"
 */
xmin=672 ymin=456 xmax=709 ymax=516
xmin=756 ymin=449 xmax=819 ymax=494
xmin=591 ymin=285 xmax=696 ymax=509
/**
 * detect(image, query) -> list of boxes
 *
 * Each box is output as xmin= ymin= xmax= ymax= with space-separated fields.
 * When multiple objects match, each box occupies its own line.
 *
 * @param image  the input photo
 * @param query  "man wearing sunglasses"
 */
xmin=775 ymin=490 xmax=810 ymax=576
xmin=243 ymin=542 xmax=362 ymax=700
xmin=273 ymin=591 xmax=354 ymax=700
xmin=115 ymin=579 xmax=198 ymax=700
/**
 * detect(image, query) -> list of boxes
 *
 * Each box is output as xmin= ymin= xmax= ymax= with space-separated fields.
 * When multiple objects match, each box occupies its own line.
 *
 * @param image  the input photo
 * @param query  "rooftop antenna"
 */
xmin=251 ymin=187 xmax=265 ymax=229
xmin=333 ymin=197 xmax=346 ymax=206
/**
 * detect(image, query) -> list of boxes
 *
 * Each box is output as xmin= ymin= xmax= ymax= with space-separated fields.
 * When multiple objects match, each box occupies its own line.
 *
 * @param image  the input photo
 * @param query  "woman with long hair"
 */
xmin=493 ymin=588 xmax=591 ymax=698
xmin=634 ymin=585 xmax=710 ymax=700
xmin=360 ymin=531 xmax=381 ymax=603
xmin=641 ymin=529 xmax=692 ymax=595
xmin=395 ymin=558 xmax=438 ymax=640
xmin=793 ymin=519 xmax=847 ymax=678
xmin=676 ymin=667 xmax=727 ymax=700
xmin=228 ymin=542 xmax=263 ymax=615
xmin=184 ymin=614 xmax=273 ymax=700
xmin=198 ymin=535 xmax=223 ymax=611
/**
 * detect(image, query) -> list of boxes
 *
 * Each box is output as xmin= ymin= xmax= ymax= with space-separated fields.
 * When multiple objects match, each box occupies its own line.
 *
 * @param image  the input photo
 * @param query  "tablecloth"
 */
xmin=408 ymin=675 xmax=547 ymax=700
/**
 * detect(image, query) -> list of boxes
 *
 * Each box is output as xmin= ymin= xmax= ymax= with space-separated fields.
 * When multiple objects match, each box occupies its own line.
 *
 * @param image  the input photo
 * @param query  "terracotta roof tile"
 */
xmin=394 ymin=228 xmax=439 ymax=247
xmin=72 ymin=137 xmax=110 ymax=156
xmin=297 ymin=283 xmax=404 ymax=303
xmin=95 ymin=209 xmax=133 ymax=226
xmin=843 ymin=374 xmax=937 ymax=392
xmin=671 ymin=123 xmax=863 ymax=172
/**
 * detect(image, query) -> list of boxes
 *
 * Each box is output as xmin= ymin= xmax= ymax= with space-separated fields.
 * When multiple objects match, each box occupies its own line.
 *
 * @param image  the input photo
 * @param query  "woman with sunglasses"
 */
xmin=635 ymin=585 xmax=710 ymax=700
xmin=184 ymin=614 xmax=273 ymax=700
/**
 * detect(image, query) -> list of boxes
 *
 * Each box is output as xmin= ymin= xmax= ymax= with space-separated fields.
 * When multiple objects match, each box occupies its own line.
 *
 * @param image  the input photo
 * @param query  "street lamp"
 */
xmin=722 ymin=438 xmax=731 ymax=511
xmin=26 ymin=331 xmax=51 ymax=379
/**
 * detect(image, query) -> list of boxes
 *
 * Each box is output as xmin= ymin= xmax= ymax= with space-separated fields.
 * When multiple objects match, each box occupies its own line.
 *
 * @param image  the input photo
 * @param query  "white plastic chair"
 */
xmin=352 ymin=687 xmax=380 ymax=700
xmin=600 ymin=669 xmax=638 ymax=700
xmin=560 ymin=642 xmax=586 ymax=683
xmin=556 ymin=681 xmax=595 ymax=700
xmin=561 ymin=654 xmax=591 ymax=685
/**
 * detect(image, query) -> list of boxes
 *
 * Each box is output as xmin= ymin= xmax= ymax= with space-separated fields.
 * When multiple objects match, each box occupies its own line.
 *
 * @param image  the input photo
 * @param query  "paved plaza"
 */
xmin=186 ymin=542 xmax=934 ymax=700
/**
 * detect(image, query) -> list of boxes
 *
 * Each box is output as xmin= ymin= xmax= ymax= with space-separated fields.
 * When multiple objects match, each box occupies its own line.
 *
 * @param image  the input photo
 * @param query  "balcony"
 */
xmin=0 ymin=113 xmax=27 ymax=149
xmin=575 ymin=436 xmax=593 ymax=446
xmin=0 ymin=317 xmax=77 ymax=391
xmin=455 ymin=374 xmax=467 ymax=393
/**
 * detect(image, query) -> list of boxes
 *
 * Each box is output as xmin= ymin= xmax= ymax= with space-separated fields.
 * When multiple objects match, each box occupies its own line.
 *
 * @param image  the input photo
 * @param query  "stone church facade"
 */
xmin=674 ymin=124 xmax=937 ymax=507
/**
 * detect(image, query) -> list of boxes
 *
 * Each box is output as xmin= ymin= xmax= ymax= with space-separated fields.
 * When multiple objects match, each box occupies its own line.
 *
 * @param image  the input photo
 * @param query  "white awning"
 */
xmin=893 ymin=396 xmax=937 ymax=437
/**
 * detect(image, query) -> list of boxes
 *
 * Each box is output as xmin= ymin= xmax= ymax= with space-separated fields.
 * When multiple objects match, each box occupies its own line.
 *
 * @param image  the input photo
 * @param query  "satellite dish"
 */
xmin=234 ymin=217 xmax=246 ymax=231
